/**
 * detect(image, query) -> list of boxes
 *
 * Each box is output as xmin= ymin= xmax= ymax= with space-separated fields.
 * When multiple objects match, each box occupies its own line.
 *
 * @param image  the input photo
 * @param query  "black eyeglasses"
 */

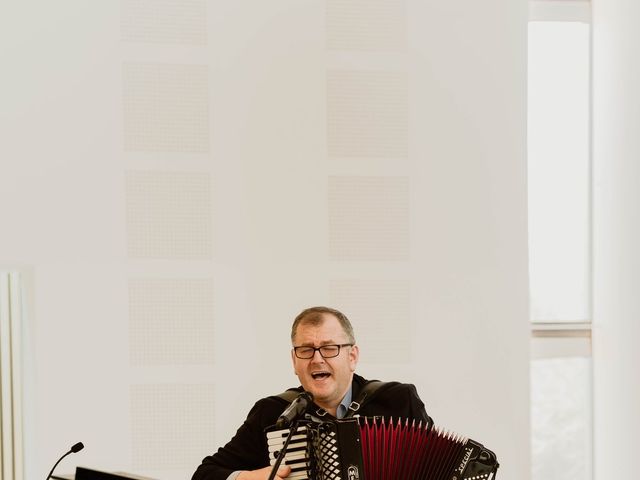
xmin=293 ymin=344 xmax=353 ymax=359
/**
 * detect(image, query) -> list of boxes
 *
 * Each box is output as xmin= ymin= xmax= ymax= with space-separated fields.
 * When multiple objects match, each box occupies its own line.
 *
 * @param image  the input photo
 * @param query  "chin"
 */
xmin=310 ymin=387 xmax=333 ymax=402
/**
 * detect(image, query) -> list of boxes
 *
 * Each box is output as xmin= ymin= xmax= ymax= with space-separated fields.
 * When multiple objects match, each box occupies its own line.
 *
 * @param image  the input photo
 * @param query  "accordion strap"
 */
xmin=345 ymin=380 xmax=388 ymax=418
xmin=276 ymin=389 xmax=302 ymax=403
xmin=275 ymin=379 xmax=390 ymax=418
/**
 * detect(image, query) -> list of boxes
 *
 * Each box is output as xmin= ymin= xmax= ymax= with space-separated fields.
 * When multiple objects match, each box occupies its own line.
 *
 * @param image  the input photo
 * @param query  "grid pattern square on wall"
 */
xmin=131 ymin=383 xmax=215 ymax=469
xmin=125 ymin=170 xmax=213 ymax=259
xmin=327 ymin=69 xmax=408 ymax=158
xmin=330 ymin=278 xmax=411 ymax=363
xmin=129 ymin=278 xmax=214 ymax=366
xmin=329 ymin=175 xmax=410 ymax=261
xmin=120 ymin=0 xmax=207 ymax=45
xmin=123 ymin=62 xmax=210 ymax=152
xmin=326 ymin=0 xmax=407 ymax=52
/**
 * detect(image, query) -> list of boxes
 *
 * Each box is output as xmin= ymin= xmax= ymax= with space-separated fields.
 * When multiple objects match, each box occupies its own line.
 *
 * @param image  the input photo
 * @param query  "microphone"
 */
xmin=268 ymin=392 xmax=314 ymax=480
xmin=46 ymin=442 xmax=84 ymax=480
xmin=276 ymin=391 xmax=313 ymax=429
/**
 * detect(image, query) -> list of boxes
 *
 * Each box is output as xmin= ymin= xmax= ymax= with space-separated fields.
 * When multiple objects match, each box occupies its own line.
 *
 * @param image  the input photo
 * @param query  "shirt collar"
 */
xmin=335 ymin=384 xmax=353 ymax=419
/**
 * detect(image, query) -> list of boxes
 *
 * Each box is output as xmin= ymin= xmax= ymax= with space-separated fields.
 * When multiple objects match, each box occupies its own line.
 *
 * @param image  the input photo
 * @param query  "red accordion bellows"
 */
xmin=267 ymin=417 xmax=499 ymax=480
xmin=359 ymin=417 xmax=471 ymax=480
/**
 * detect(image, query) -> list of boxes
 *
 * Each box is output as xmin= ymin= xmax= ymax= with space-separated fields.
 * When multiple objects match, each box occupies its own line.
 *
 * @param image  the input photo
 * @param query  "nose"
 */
xmin=310 ymin=349 xmax=325 ymax=362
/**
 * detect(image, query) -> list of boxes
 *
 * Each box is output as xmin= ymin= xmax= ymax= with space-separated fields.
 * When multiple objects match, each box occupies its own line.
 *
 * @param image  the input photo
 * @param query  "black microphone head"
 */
xmin=275 ymin=390 xmax=315 ymax=428
xmin=71 ymin=442 xmax=84 ymax=453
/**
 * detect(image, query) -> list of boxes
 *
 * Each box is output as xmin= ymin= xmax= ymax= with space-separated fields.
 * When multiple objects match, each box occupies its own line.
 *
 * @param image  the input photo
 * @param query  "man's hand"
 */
xmin=237 ymin=465 xmax=291 ymax=479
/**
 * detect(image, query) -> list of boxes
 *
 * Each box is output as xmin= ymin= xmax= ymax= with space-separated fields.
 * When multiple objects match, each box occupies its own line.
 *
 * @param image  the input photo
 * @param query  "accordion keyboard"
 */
xmin=266 ymin=425 xmax=311 ymax=480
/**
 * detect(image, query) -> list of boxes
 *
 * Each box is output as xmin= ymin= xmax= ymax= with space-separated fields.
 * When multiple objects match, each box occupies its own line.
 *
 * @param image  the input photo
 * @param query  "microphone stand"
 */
xmin=267 ymin=419 xmax=301 ymax=480
xmin=46 ymin=442 xmax=84 ymax=480
xmin=46 ymin=451 xmax=73 ymax=480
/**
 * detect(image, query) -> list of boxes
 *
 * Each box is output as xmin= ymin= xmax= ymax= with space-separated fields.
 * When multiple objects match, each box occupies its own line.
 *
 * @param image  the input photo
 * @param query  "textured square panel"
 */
xmin=329 ymin=176 xmax=409 ymax=261
xmin=121 ymin=0 xmax=207 ymax=45
xmin=327 ymin=70 xmax=408 ymax=158
xmin=131 ymin=383 xmax=215 ymax=469
xmin=126 ymin=170 xmax=213 ymax=259
xmin=129 ymin=278 xmax=214 ymax=365
xmin=330 ymin=278 xmax=411 ymax=362
xmin=123 ymin=63 xmax=209 ymax=152
xmin=326 ymin=0 xmax=406 ymax=51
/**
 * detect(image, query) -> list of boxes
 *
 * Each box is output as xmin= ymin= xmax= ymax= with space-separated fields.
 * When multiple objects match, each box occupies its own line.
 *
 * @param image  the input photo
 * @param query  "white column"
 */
xmin=592 ymin=1 xmax=640 ymax=478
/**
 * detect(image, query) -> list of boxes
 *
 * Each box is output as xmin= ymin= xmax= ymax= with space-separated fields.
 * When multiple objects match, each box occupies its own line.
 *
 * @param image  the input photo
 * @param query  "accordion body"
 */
xmin=266 ymin=417 xmax=499 ymax=480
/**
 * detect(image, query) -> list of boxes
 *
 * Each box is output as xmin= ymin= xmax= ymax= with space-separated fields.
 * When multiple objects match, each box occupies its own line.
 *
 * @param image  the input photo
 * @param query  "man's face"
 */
xmin=291 ymin=314 xmax=359 ymax=412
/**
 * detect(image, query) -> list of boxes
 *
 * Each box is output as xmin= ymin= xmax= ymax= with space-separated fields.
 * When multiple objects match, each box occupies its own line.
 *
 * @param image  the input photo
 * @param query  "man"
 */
xmin=192 ymin=306 xmax=433 ymax=480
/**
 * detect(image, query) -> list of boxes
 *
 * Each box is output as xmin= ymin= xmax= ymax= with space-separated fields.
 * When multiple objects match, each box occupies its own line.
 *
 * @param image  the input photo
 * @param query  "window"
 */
xmin=527 ymin=2 xmax=592 ymax=480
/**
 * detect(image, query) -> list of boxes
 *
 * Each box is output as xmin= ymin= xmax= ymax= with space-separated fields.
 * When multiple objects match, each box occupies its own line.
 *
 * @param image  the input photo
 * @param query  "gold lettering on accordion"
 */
xmin=456 ymin=446 xmax=473 ymax=475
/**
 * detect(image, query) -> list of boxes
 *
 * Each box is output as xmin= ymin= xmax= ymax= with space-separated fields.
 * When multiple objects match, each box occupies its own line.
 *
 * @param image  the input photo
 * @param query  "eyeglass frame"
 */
xmin=292 ymin=343 xmax=354 ymax=359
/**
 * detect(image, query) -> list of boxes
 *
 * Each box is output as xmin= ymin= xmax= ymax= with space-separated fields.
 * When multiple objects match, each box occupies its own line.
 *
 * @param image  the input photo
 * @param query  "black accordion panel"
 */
xmin=267 ymin=417 xmax=499 ymax=480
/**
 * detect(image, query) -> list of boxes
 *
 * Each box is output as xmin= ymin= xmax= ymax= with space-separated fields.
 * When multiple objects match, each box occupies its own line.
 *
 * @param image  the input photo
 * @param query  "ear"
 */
xmin=291 ymin=348 xmax=298 ymax=375
xmin=349 ymin=344 xmax=360 ymax=371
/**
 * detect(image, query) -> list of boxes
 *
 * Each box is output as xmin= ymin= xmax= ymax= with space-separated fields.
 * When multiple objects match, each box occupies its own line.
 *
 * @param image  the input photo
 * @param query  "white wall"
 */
xmin=592 ymin=1 xmax=640 ymax=477
xmin=0 ymin=1 xmax=529 ymax=479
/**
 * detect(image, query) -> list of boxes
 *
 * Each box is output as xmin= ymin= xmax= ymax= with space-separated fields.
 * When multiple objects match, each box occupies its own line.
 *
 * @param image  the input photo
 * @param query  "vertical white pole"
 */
xmin=0 ymin=272 xmax=14 ymax=480
xmin=592 ymin=1 xmax=640 ymax=478
xmin=10 ymin=273 xmax=23 ymax=480
xmin=0 ymin=272 xmax=23 ymax=480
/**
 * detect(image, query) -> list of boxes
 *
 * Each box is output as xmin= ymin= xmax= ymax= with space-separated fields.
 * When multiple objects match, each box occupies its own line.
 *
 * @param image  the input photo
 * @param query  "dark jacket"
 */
xmin=192 ymin=374 xmax=432 ymax=480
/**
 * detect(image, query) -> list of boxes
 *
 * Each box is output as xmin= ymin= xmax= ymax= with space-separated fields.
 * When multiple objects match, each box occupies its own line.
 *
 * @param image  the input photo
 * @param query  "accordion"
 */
xmin=266 ymin=417 xmax=499 ymax=480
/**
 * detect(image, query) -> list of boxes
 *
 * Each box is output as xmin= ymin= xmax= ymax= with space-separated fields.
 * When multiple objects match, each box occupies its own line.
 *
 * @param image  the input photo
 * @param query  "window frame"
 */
xmin=527 ymin=2 xmax=594 ymax=479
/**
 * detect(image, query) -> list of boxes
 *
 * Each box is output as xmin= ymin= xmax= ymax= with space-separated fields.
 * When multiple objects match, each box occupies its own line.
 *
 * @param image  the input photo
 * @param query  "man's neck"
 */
xmin=320 ymin=404 xmax=339 ymax=417
xmin=316 ymin=383 xmax=354 ymax=418
xmin=314 ymin=398 xmax=340 ymax=417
